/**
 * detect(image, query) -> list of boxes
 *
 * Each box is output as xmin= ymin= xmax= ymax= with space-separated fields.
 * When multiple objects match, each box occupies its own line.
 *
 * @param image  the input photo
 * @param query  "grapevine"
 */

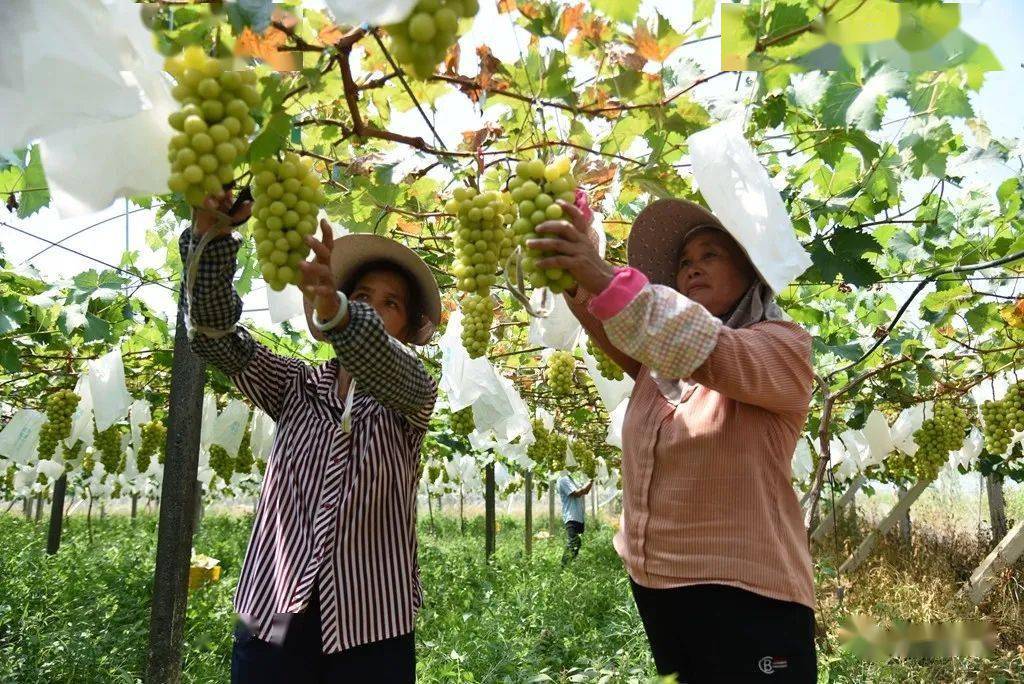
xmin=546 ymin=350 xmax=576 ymax=397
xmin=385 ymin=0 xmax=481 ymax=79
xmin=164 ymin=46 xmax=258 ymax=207
xmin=509 ymin=156 xmax=578 ymax=293
xmin=587 ymin=338 xmax=624 ymax=381
xmin=250 ymin=152 xmax=324 ymax=291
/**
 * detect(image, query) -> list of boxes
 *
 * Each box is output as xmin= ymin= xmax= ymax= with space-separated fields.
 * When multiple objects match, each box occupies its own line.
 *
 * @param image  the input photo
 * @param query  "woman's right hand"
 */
xmin=193 ymin=191 xmax=252 ymax=238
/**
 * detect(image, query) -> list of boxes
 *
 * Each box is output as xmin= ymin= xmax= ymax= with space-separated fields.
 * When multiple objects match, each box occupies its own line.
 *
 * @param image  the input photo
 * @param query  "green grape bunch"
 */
xmin=386 ymin=0 xmax=480 ymax=79
xmin=235 ymin=428 xmax=254 ymax=475
xmin=36 ymin=389 xmax=80 ymax=461
xmin=93 ymin=424 xmax=124 ymax=475
xmin=137 ymin=421 xmax=167 ymax=474
xmin=528 ymin=419 xmax=567 ymax=473
xmin=250 ymin=152 xmax=324 ymax=291
xmin=82 ymin=449 xmax=96 ymax=477
xmin=452 ymin=407 xmax=475 ymax=436
xmin=509 ymin=156 xmax=578 ymax=293
xmin=164 ymin=46 xmax=259 ymax=207
xmin=447 ymin=186 xmax=514 ymax=296
xmin=910 ymin=402 xmax=971 ymax=481
xmin=571 ymin=441 xmax=596 ymax=479
xmin=981 ymin=382 xmax=1023 ymax=457
xmin=461 ymin=293 xmax=494 ymax=359
xmin=588 ymin=338 xmax=624 ymax=381
xmin=208 ymin=444 xmax=234 ymax=484
xmin=546 ymin=350 xmax=577 ymax=397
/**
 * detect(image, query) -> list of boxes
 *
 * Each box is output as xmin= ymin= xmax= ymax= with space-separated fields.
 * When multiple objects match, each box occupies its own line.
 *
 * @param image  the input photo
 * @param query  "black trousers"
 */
xmin=561 ymin=520 xmax=585 ymax=566
xmin=230 ymin=588 xmax=415 ymax=683
xmin=629 ymin=579 xmax=816 ymax=683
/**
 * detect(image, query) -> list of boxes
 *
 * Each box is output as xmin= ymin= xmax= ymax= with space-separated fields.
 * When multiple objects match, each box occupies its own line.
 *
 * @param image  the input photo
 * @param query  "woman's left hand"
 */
xmin=527 ymin=200 xmax=616 ymax=294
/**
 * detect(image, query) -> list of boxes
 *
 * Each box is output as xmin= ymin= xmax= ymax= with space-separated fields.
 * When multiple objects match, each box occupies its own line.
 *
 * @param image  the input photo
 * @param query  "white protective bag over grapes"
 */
xmin=87 ymin=348 xmax=132 ymax=432
xmin=0 ymin=409 xmax=47 ymax=465
xmin=211 ymin=399 xmax=251 ymax=458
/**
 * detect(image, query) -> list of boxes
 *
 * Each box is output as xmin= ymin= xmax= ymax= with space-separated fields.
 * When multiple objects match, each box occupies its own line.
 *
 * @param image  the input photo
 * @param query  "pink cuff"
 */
xmin=587 ymin=267 xmax=648 ymax=321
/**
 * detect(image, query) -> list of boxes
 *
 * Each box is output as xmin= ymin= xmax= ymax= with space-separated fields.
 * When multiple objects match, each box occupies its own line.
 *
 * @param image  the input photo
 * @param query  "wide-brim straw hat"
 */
xmin=627 ymin=198 xmax=750 ymax=289
xmin=329 ymin=234 xmax=441 ymax=346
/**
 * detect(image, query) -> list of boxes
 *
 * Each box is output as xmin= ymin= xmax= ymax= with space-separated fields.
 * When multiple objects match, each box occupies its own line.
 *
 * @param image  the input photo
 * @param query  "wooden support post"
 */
xmin=897 ymin=485 xmax=912 ymax=546
xmin=22 ymin=496 xmax=32 ymax=519
xmin=986 ymin=473 xmax=1007 ymax=542
xmin=132 ymin=493 xmax=139 ymax=520
xmin=459 ymin=485 xmax=464 ymax=535
xmin=484 ymin=461 xmax=495 ymax=559
xmin=810 ymin=475 xmax=865 ymax=543
xmin=34 ymin=493 xmax=44 ymax=523
xmin=46 ymin=474 xmax=68 ymax=555
xmin=145 ymin=295 xmax=206 ymax=684
xmin=524 ymin=469 xmax=533 ymax=556
xmin=960 ymin=520 xmax=1024 ymax=605
xmin=839 ymin=478 xmax=930 ymax=575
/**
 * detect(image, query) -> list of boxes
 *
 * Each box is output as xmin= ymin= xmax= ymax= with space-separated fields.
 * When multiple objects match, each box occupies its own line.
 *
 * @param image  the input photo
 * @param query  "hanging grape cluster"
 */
xmin=509 ymin=156 xmax=578 ymax=293
xmin=386 ymin=0 xmax=480 ymax=79
xmin=981 ymin=382 xmax=1024 ymax=457
xmin=165 ymin=46 xmax=259 ymax=206
xmin=63 ymin=440 xmax=83 ymax=469
xmin=461 ymin=293 xmax=493 ymax=359
xmin=909 ymin=402 xmax=971 ymax=481
xmin=452 ymin=407 xmax=474 ymax=436
xmin=36 ymin=390 xmax=80 ymax=461
xmin=209 ymin=444 xmax=234 ymax=484
xmin=250 ymin=152 xmax=325 ymax=291
xmin=527 ymin=419 xmax=568 ymax=473
xmin=546 ymin=350 xmax=576 ymax=396
xmin=82 ymin=449 xmax=96 ymax=478
xmin=137 ymin=421 xmax=166 ymax=474
xmin=587 ymin=338 xmax=624 ymax=381
xmin=235 ymin=428 xmax=254 ymax=475
xmin=448 ymin=186 xmax=514 ymax=296
xmin=571 ymin=441 xmax=597 ymax=479
xmin=93 ymin=424 xmax=124 ymax=475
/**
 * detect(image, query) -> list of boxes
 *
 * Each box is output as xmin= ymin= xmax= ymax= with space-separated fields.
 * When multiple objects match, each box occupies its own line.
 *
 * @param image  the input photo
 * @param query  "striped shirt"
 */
xmin=570 ymin=273 xmax=816 ymax=610
xmin=179 ymin=230 xmax=437 ymax=653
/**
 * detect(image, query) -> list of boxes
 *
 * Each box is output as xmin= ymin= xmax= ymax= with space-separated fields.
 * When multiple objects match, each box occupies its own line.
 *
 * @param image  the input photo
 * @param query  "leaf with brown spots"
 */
xmin=318 ymin=24 xmax=344 ymax=45
xmin=460 ymin=124 xmax=503 ymax=151
xmin=476 ymin=45 xmax=503 ymax=92
xmin=443 ymin=41 xmax=461 ymax=77
xmin=632 ymin=16 xmax=684 ymax=63
xmin=395 ymin=216 xmax=421 ymax=235
xmin=579 ymin=162 xmax=617 ymax=188
xmin=497 ymin=0 xmax=518 ymax=13
xmin=559 ymin=4 xmax=586 ymax=37
xmin=517 ymin=1 xmax=543 ymax=20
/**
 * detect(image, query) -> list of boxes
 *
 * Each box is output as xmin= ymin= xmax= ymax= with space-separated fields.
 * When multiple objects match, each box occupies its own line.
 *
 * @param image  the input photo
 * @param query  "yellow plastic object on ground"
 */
xmin=188 ymin=553 xmax=222 ymax=591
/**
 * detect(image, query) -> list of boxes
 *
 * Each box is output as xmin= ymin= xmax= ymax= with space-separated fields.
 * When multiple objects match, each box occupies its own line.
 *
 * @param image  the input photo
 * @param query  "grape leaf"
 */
xmin=17 ymin=146 xmax=49 ymax=219
xmin=249 ymin=112 xmax=292 ymax=162
xmin=591 ymin=0 xmax=639 ymax=24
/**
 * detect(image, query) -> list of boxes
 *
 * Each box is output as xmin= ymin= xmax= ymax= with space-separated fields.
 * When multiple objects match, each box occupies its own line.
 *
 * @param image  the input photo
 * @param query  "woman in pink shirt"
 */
xmin=529 ymin=195 xmax=816 ymax=682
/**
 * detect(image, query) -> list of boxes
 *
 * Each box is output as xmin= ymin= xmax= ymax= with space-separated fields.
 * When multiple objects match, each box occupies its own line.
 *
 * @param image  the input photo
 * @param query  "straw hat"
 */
xmin=625 ymin=198 xmax=730 ymax=289
xmin=329 ymin=234 xmax=441 ymax=346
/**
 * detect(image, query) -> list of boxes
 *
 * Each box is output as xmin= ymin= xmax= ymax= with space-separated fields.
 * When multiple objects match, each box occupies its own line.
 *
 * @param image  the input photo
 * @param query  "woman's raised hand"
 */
xmin=299 ymin=219 xmax=342 ymax=323
xmin=193 ymin=191 xmax=252 ymax=238
xmin=528 ymin=199 xmax=615 ymax=294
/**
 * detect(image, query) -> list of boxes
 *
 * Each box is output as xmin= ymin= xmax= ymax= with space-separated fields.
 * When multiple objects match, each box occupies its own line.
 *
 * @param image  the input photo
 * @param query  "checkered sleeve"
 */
xmin=323 ymin=300 xmax=437 ymax=431
xmin=603 ymin=283 xmax=721 ymax=380
xmin=178 ymin=230 xmax=305 ymax=420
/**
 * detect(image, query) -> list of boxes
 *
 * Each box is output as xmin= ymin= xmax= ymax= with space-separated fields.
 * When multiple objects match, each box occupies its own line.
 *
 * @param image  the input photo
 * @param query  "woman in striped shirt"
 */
xmin=530 ymin=197 xmax=817 ymax=682
xmin=185 ymin=194 xmax=440 ymax=683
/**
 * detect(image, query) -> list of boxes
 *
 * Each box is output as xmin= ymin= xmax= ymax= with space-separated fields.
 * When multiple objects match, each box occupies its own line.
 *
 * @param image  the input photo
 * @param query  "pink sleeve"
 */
xmin=588 ymin=267 xmax=649 ymax=321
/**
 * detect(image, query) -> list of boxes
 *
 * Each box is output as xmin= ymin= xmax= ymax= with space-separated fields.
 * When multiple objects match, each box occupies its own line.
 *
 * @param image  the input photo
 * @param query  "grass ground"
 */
xmin=1 ymin=508 xmax=1023 ymax=682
